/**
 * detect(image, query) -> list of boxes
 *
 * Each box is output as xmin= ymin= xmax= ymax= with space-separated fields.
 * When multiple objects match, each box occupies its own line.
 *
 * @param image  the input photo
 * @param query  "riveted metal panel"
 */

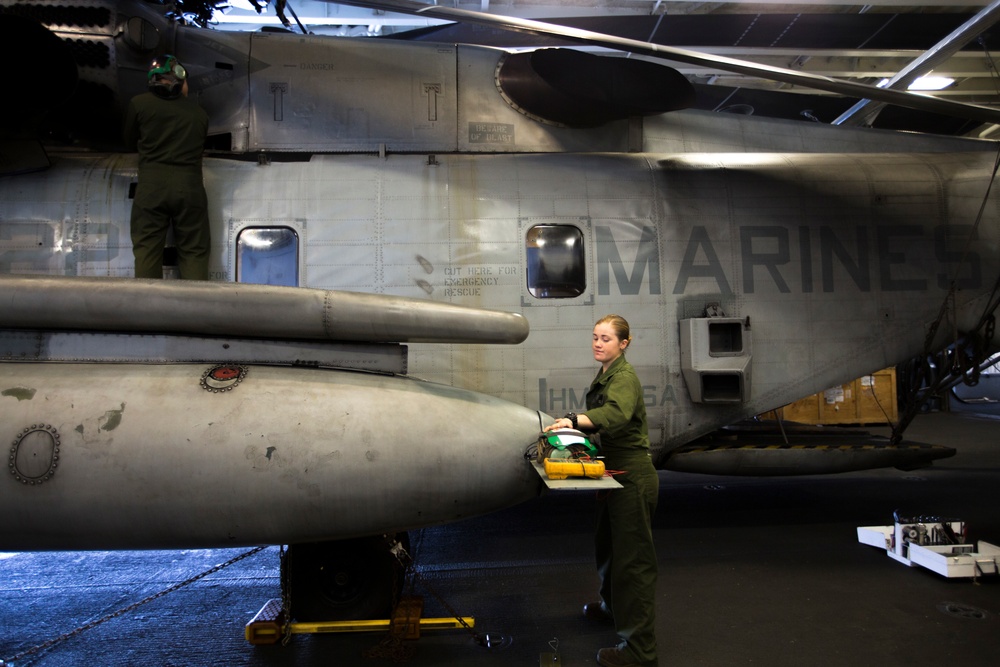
xmin=248 ymin=33 xmax=458 ymax=152
xmin=179 ymin=29 xmax=253 ymax=152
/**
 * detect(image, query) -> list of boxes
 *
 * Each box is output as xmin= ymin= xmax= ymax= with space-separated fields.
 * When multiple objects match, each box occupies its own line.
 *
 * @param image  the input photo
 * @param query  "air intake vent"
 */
xmin=495 ymin=48 xmax=695 ymax=128
xmin=63 ymin=37 xmax=110 ymax=68
xmin=680 ymin=317 xmax=752 ymax=404
xmin=0 ymin=4 xmax=112 ymax=29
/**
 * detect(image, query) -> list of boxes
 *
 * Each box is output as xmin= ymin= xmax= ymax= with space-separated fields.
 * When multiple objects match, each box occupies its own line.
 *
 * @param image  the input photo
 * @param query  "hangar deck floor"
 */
xmin=1 ymin=410 xmax=998 ymax=667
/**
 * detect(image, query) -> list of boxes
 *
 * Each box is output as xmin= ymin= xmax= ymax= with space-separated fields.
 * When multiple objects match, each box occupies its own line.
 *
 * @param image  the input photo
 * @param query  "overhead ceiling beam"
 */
xmin=833 ymin=0 xmax=1000 ymax=125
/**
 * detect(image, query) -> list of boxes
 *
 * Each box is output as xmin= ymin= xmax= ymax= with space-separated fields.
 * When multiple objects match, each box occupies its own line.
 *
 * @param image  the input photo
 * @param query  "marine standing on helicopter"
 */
xmin=124 ymin=55 xmax=210 ymax=280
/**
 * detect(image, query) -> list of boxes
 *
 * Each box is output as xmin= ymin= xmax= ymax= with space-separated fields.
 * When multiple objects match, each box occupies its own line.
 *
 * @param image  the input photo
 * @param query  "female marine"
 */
xmin=545 ymin=314 xmax=659 ymax=667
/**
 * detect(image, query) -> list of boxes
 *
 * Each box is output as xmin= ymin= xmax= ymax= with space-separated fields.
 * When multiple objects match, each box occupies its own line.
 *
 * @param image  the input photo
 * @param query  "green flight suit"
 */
xmin=124 ymin=91 xmax=211 ymax=280
xmin=583 ymin=354 xmax=659 ymax=667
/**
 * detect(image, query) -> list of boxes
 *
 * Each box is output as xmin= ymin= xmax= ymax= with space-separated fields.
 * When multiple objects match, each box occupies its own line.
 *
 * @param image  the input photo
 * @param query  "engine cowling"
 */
xmin=495 ymin=48 xmax=696 ymax=128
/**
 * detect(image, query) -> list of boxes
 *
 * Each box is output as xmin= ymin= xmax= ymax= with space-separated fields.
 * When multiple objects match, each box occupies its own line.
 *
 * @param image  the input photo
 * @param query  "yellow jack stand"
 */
xmin=245 ymin=597 xmax=474 ymax=645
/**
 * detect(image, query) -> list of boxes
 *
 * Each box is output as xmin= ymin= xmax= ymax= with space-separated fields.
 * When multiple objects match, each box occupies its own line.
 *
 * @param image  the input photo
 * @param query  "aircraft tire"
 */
xmin=287 ymin=534 xmax=407 ymax=622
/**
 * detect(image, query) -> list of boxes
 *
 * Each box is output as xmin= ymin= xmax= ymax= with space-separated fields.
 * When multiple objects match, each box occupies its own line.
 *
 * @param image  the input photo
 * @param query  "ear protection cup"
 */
xmin=147 ymin=55 xmax=186 ymax=82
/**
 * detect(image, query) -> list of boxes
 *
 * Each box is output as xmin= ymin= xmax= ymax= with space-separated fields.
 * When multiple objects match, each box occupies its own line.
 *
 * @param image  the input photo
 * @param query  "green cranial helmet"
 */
xmin=147 ymin=55 xmax=187 ymax=99
xmin=541 ymin=428 xmax=598 ymax=459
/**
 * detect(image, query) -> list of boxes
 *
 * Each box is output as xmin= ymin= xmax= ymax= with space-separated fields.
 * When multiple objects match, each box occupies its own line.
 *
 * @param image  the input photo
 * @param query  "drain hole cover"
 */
xmin=937 ymin=602 xmax=989 ymax=620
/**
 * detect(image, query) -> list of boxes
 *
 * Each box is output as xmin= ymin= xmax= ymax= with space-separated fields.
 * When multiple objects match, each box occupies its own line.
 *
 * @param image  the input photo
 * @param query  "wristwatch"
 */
xmin=564 ymin=412 xmax=578 ymax=429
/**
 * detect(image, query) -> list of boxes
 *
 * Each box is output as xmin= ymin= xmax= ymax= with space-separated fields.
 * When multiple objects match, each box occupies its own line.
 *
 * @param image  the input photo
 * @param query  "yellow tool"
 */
xmin=543 ymin=457 xmax=606 ymax=480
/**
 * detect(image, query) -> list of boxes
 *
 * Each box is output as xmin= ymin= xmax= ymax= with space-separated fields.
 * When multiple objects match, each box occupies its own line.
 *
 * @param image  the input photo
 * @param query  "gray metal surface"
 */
xmin=0 ymin=362 xmax=544 ymax=549
xmin=0 ymin=330 xmax=408 ymax=373
xmin=246 ymin=33 xmax=459 ymax=152
xmin=0 ymin=275 xmax=529 ymax=344
xmin=641 ymin=109 xmax=999 ymax=154
xmin=184 ymin=21 xmax=638 ymax=153
xmin=5 ymin=147 xmax=998 ymax=462
xmin=0 ymin=410 xmax=996 ymax=666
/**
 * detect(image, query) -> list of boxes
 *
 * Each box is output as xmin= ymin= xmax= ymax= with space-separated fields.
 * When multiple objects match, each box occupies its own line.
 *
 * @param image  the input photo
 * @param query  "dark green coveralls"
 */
xmin=123 ymin=91 xmax=210 ymax=280
xmin=583 ymin=354 xmax=659 ymax=667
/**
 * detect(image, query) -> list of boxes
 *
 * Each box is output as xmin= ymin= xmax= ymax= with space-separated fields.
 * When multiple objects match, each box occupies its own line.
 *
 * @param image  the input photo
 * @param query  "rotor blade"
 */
xmin=332 ymin=0 xmax=1000 ymax=126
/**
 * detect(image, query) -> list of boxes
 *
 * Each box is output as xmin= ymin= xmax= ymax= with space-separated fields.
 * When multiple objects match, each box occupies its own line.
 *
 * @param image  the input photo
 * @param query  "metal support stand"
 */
xmin=245 ymin=596 xmax=474 ymax=645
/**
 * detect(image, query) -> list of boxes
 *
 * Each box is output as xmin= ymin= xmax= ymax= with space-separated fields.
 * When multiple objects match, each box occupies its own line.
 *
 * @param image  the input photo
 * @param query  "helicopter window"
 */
xmin=526 ymin=225 xmax=586 ymax=298
xmin=236 ymin=227 xmax=299 ymax=286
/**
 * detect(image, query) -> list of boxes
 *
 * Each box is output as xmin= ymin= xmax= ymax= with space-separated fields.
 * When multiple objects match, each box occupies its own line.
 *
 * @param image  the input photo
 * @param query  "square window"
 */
xmin=526 ymin=225 xmax=585 ymax=298
xmin=236 ymin=227 xmax=299 ymax=286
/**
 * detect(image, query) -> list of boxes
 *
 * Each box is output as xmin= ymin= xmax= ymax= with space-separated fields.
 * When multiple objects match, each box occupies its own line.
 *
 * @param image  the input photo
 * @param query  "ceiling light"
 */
xmin=907 ymin=76 xmax=955 ymax=91
xmin=877 ymin=77 xmax=955 ymax=91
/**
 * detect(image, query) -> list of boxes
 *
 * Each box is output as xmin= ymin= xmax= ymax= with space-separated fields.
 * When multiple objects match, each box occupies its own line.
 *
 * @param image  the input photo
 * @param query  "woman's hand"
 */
xmin=543 ymin=417 xmax=574 ymax=432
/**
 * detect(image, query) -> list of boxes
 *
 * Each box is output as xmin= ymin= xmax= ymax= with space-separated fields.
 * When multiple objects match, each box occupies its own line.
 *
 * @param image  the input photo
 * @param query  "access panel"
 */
xmin=248 ymin=33 xmax=458 ymax=152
